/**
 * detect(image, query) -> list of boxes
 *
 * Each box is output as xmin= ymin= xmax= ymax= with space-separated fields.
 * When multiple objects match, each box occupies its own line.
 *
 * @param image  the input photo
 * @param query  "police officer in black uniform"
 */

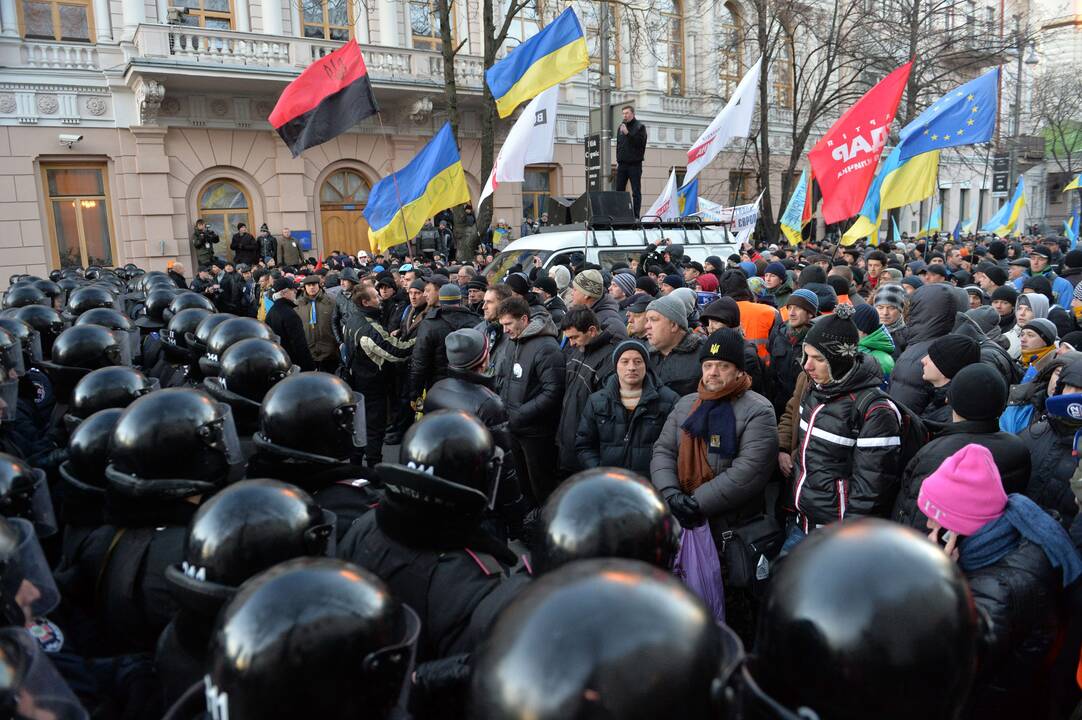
xmin=202 ymin=337 xmax=295 ymax=439
xmin=156 ymin=307 xmax=213 ymax=388
xmin=338 ymin=410 xmax=528 ymax=664
xmin=156 ymin=479 xmax=333 ymax=706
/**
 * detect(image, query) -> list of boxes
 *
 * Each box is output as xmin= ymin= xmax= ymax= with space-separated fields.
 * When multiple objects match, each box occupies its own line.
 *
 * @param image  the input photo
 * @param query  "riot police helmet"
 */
xmin=198 ymin=317 xmax=277 ymax=377
xmin=255 ymin=372 xmax=363 ymax=462
xmin=2 ymin=285 xmax=47 ymax=310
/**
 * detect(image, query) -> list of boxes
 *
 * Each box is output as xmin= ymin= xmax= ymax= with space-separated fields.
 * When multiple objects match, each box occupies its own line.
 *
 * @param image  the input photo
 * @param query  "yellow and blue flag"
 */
xmin=365 ymin=122 xmax=471 ymax=253
xmin=780 ymin=170 xmax=811 ymax=246
xmin=1066 ymin=206 xmax=1080 ymax=248
xmin=892 ymin=216 xmax=903 ymax=242
xmin=485 ymin=7 xmax=588 ymax=118
xmin=677 ymin=178 xmax=699 ymax=216
xmin=898 ymin=69 xmax=998 ymax=161
xmin=1065 ymin=173 xmax=1082 ymax=192
xmin=840 ymin=146 xmax=939 ymax=245
xmin=981 ymin=177 xmax=1025 ymax=236
xmin=917 ymin=206 xmax=942 ymax=238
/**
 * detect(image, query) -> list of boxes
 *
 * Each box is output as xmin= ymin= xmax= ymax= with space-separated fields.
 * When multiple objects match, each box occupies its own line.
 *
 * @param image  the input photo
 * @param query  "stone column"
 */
xmin=236 ymin=0 xmax=250 ymax=31
xmin=0 ymin=0 xmax=20 ymax=38
xmin=261 ymin=0 xmax=282 ymax=34
xmin=378 ymin=0 xmax=398 ymax=46
xmin=122 ymin=0 xmax=146 ymax=38
xmin=128 ymin=127 xmax=178 ymax=266
xmin=354 ymin=0 xmax=369 ymax=42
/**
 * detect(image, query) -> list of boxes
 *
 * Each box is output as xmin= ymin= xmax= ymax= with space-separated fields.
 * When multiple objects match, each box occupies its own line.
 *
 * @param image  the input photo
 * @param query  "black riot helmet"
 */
xmin=534 ymin=468 xmax=679 ymax=574
xmin=105 ymin=388 xmax=245 ymax=500
xmin=74 ymin=308 xmax=139 ymax=364
xmin=255 ymin=372 xmax=363 ymax=462
xmin=204 ymin=339 xmax=295 ymax=435
xmin=0 ymin=453 xmax=56 ymax=539
xmin=205 ymin=558 xmax=419 ymax=720
xmin=469 ymin=558 xmax=740 ymax=720
xmin=161 ymin=307 xmax=211 ymax=363
xmin=0 ymin=517 xmax=62 ymax=627
xmin=0 ymin=318 xmax=42 ymax=366
xmin=63 ymin=285 xmax=117 ymax=321
xmin=376 ymin=410 xmax=500 ymax=514
xmin=31 ymin=279 xmax=61 ymax=303
xmin=38 ymin=325 xmax=130 ymax=404
xmin=59 ymin=407 xmax=123 ymax=496
xmin=0 ymin=627 xmax=89 ymax=719
xmin=56 ymin=276 xmax=80 ymax=301
xmin=163 ymin=291 xmax=215 ymax=322
xmin=747 ymin=520 xmax=979 ymax=720
xmin=12 ymin=306 xmax=62 ymax=359
xmin=165 ymin=479 xmax=333 ymax=616
xmin=48 ymin=270 xmax=62 ymax=282
xmin=133 ymin=288 xmax=177 ymax=331
xmin=64 ymin=366 xmax=158 ymax=430
xmin=186 ymin=313 xmax=232 ymax=359
xmin=2 ymin=285 xmax=47 ymax=310
xmin=198 ymin=317 xmax=277 ymax=377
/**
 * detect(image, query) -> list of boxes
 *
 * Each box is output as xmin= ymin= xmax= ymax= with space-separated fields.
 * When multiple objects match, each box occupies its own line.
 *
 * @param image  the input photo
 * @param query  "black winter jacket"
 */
xmin=556 ymin=331 xmax=619 ymax=474
xmin=544 ymin=295 xmax=567 ymax=327
xmin=965 ymin=539 xmax=1062 ymax=718
xmin=1021 ymin=416 xmax=1081 ymax=525
xmin=344 ymin=305 xmax=415 ymax=390
xmin=216 ymin=270 xmax=245 ymax=315
xmin=499 ymin=315 xmax=566 ymax=437
xmin=793 ymin=356 xmax=902 ymax=527
xmin=889 ymin=284 xmax=969 ymax=414
xmin=616 ymin=118 xmax=647 ymax=164
xmin=265 ymin=297 xmax=315 ymax=371
xmin=229 ymin=232 xmax=259 ymax=266
xmin=409 ymin=304 xmax=478 ymax=399
xmin=892 ymin=419 xmax=1032 ymax=531
xmin=767 ymin=322 xmax=808 ymax=416
xmin=650 ymin=331 xmax=703 ymax=397
xmin=921 ymin=384 xmax=952 ymax=424
xmin=576 ymin=373 xmax=679 ymax=476
xmin=426 ymin=369 xmax=511 ymax=449
xmin=587 ymin=294 xmax=629 ymax=340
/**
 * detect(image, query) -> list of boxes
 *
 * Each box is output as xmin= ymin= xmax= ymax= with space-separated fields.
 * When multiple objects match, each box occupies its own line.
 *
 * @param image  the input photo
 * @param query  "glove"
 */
xmin=665 ymin=490 xmax=705 ymax=528
xmin=413 ymin=654 xmax=471 ymax=693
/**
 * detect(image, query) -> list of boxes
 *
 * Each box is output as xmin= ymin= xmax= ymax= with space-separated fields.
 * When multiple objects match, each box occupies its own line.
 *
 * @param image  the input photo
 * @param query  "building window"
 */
xmin=506 ymin=0 xmax=543 ymax=45
xmin=41 ymin=164 xmax=116 ymax=269
xmin=657 ymin=0 xmax=684 ymax=96
xmin=719 ymin=2 xmax=743 ymax=98
xmin=772 ymin=34 xmax=794 ymax=110
xmin=409 ymin=0 xmax=449 ymax=50
xmin=522 ymin=167 xmax=553 ymax=221
xmin=199 ymin=179 xmax=251 ymax=261
xmin=303 ymin=0 xmax=351 ymax=40
xmin=584 ymin=2 xmax=620 ymax=89
xmin=20 ymin=0 xmax=94 ymax=41
xmin=175 ymin=0 xmax=233 ymax=29
xmin=321 ymin=169 xmax=370 ymax=206
xmin=728 ymin=170 xmax=753 ymax=206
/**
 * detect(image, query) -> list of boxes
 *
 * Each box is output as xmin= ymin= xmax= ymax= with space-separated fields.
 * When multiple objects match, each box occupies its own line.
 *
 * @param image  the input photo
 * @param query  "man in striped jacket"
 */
xmin=786 ymin=304 xmax=902 ymax=552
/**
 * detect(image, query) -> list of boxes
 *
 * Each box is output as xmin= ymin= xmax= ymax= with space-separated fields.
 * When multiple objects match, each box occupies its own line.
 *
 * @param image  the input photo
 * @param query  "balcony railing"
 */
xmin=131 ymin=24 xmax=485 ymax=89
xmin=21 ymin=41 xmax=100 ymax=70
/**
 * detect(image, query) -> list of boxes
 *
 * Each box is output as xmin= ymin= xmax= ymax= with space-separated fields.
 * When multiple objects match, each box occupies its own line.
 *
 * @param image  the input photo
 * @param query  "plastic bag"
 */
xmin=673 ymin=524 xmax=725 ymax=623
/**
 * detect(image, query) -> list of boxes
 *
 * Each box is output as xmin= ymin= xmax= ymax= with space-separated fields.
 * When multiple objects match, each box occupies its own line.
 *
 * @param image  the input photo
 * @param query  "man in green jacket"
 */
xmin=853 ymin=303 xmax=895 ymax=382
xmin=296 ymin=275 xmax=338 ymax=372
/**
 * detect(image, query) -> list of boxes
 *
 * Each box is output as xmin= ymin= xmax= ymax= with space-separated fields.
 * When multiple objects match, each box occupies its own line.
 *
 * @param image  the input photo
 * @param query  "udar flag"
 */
xmin=364 ymin=123 xmax=470 ymax=253
xmin=268 ymin=39 xmax=379 ymax=158
xmin=808 ymin=62 xmax=911 ymax=224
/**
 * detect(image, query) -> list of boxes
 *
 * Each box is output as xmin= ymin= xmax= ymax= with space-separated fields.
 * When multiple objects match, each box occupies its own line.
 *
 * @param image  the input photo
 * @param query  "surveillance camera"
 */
xmin=58 ymin=134 xmax=82 ymax=148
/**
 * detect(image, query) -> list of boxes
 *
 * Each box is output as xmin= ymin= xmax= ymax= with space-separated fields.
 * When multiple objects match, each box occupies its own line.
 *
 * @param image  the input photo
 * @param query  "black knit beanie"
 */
xmin=927 ymin=334 xmax=981 ymax=380
xmin=948 ymin=363 xmax=1007 ymax=421
xmin=803 ymin=304 xmax=860 ymax=380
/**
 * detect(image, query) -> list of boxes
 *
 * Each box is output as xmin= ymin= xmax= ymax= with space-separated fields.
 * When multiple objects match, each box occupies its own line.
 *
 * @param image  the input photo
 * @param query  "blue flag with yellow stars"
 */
xmin=898 ymin=69 xmax=998 ymax=161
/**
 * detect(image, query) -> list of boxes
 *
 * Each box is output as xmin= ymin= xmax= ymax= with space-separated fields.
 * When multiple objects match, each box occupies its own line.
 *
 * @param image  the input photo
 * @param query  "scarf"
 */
xmin=1021 ymin=344 xmax=1055 ymax=371
xmin=959 ymin=494 xmax=1082 ymax=587
xmin=619 ymin=387 xmax=642 ymax=412
xmin=676 ymin=373 xmax=752 ymax=494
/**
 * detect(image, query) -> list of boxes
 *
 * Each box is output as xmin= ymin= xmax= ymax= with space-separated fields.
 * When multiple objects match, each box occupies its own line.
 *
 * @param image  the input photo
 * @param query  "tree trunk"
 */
xmin=755 ymin=0 xmax=777 ymax=244
xmin=435 ymin=0 xmax=472 ymax=260
xmin=477 ymin=0 xmax=498 ymax=236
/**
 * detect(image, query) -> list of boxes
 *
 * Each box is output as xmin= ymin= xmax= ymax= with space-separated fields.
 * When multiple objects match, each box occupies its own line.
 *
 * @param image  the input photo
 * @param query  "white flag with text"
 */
xmin=478 ymin=86 xmax=559 ymax=207
xmin=685 ymin=56 xmax=761 ymax=183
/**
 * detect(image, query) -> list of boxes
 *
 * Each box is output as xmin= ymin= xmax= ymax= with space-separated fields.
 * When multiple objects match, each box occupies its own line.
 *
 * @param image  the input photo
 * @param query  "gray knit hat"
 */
xmin=446 ymin=328 xmax=488 ymax=370
xmin=646 ymin=293 xmax=689 ymax=331
xmin=873 ymin=284 xmax=906 ymax=311
xmin=611 ymin=272 xmax=637 ymax=298
xmin=573 ymin=269 xmax=605 ymax=299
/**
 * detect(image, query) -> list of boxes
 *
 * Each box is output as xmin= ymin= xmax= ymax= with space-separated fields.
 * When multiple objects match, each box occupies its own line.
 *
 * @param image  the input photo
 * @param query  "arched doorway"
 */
xmin=320 ymin=169 xmax=371 ymax=257
xmin=198 ymin=179 xmax=252 ymax=262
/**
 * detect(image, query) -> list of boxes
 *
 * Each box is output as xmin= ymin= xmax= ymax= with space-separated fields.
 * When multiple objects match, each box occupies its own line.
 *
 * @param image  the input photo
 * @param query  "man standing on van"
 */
xmin=616 ymin=106 xmax=647 ymax=217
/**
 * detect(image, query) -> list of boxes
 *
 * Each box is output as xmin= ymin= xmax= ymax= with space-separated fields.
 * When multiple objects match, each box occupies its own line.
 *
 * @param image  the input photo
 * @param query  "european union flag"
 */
xmin=677 ymin=178 xmax=698 ymax=216
xmin=898 ymin=68 xmax=998 ymax=161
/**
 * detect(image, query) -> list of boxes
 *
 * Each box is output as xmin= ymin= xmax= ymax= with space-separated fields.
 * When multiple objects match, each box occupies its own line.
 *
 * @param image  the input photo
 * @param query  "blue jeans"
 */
xmin=780 ymin=523 xmax=807 ymax=555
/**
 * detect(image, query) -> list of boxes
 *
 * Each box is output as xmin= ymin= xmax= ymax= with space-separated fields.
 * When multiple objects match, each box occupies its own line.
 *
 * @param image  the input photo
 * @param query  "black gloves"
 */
xmin=662 ymin=487 xmax=706 ymax=528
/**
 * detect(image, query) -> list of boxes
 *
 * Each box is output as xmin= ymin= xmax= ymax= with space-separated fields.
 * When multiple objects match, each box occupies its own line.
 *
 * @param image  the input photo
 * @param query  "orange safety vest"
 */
xmin=737 ymin=300 xmax=779 ymax=364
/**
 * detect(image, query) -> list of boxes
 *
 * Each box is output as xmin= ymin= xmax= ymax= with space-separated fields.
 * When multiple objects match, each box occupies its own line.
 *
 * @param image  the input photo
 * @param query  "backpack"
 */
xmin=849 ymin=387 xmax=931 ymax=471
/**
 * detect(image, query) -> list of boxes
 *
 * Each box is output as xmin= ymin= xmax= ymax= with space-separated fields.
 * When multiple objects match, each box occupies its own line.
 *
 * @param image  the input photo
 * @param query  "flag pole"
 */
xmin=376 ymin=111 xmax=416 ymax=258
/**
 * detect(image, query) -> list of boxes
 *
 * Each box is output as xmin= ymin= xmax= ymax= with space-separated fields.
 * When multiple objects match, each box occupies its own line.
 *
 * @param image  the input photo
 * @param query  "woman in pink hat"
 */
xmin=919 ymin=443 xmax=1082 ymax=717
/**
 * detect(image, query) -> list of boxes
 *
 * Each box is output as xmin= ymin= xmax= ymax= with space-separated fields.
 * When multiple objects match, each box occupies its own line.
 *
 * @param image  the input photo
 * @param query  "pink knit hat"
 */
xmin=917 ymin=444 xmax=1008 ymax=536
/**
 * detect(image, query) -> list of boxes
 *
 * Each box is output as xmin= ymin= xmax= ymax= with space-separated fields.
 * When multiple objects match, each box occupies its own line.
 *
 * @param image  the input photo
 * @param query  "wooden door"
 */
xmin=320 ymin=209 xmax=371 ymax=257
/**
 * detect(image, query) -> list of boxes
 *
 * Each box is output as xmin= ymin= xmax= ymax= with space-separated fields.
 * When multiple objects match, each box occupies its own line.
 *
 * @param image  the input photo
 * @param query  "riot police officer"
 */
xmin=156 ymin=479 xmax=333 ymax=705
xmin=56 ymin=408 xmax=122 ymax=563
xmin=338 ymin=410 xmax=528 ymax=663
xmin=202 ymin=337 xmax=294 ymax=438
xmin=62 ymin=365 xmax=157 ymax=433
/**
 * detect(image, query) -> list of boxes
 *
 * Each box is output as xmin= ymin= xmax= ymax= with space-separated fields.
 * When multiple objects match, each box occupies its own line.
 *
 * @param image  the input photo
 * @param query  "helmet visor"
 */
xmin=0 ymin=628 xmax=88 ymax=720
xmin=110 ymin=334 xmax=133 ymax=368
xmin=0 ymin=378 xmax=17 ymax=423
xmin=3 ymin=518 xmax=60 ymax=619
xmin=25 ymin=331 xmax=43 ymax=365
xmin=119 ymin=327 xmax=140 ymax=366
xmin=348 ymin=393 xmax=367 ymax=449
xmin=209 ymin=404 xmax=246 ymax=478
xmin=9 ymin=471 xmax=57 ymax=540
xmin=0 ymin=341 xmax=24 ymax=378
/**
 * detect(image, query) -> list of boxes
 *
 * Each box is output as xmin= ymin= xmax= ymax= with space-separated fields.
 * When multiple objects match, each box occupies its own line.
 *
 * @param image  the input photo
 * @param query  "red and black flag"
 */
xmin=268 ymin=39 xmax=379 ymax=158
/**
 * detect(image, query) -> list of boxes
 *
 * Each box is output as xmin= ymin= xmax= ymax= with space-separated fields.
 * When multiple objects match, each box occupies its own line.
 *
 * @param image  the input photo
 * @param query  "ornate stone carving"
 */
xmin=36 ymin=95 xmax=58 ymax=115
xmin=209 ymin=99 xmax=228 ymax=117
xmin=0 ymin=95 xmax=14 ymax=114
xmin=136 ymin=80 xmax=165 ymax=125
xmin=85 ymin=97 xmax=107 ymax=116
xmin=408 ymin=96 xmax=432 ymax=125
xmin=159 ymin=97 xmax=180 ymax=116
xmin=255 ymin=101 xmax=274 ymax=118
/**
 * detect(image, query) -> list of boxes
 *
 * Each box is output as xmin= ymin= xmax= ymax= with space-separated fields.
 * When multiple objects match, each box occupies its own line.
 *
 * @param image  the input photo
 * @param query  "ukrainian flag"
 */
xmin=780 ymin=170 xmax=811 ymax=246
xmin=485 ymin=7 xmax=588 ymax=118
xmin=916 ymin=206 xmax=941 ymax=239
xmin=364 ymin=123 xmax=471 ymax=253
xmin=841 ymin=147 xmax=940 ymax=245
xmin=981 ymin=177 xmax=1025 ymax=236
xmin=1064 ymin=173 xmax=1082 ymax=192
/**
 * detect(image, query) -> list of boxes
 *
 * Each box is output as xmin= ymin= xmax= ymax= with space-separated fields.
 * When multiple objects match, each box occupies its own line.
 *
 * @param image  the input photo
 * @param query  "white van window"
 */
xmin=597 ymin=250 xmax=641 ymax=270
xmin=483 ymin=249 xmax=553 ymax=281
